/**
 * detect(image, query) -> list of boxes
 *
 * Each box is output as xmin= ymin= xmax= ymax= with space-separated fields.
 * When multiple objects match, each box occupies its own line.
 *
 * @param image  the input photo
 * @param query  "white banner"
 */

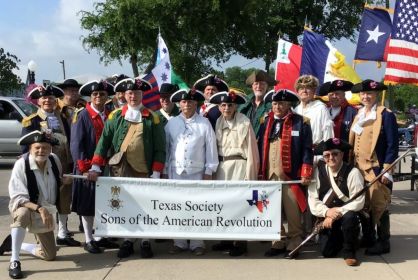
xmin=94 ymin=177 xmax=282 ymax=241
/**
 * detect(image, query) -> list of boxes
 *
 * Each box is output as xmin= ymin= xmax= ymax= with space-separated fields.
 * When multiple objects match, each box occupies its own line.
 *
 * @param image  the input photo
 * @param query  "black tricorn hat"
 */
xmin=28 ymin=85 xmax=64 ymax=99
xmin=109 ymin=74 xmax=130 ymax=86
xmin=193 ymin=74 xmax=229 ymax=92
xmin=264 ymin=89 xmax=300 ymax=104
xmin=79 ymin=80 xmax=115 ymax=96
xmin=170 ymin=88 xmax=205 ymax=102
xmin=351 ymin=79 xmax=388 ymax=93
xmin=314 ymin=138 xmax=352 ymax=155
xmin=159 ymin=83 xmax=179 ymax=96
xmin=245 ymin=70 xmax=276 ymax=86
xmin=17 ymin=130 xmax=59 ymax=146
xmin=56 ymin=78 xmax=82 ymax=90
xmin=317 ymin=80 xmax=354 ymax=96
xmin=114 ymin=78 xmax=152 ymax=92
xmin=209 ymin=90 xmax=247 ymax=104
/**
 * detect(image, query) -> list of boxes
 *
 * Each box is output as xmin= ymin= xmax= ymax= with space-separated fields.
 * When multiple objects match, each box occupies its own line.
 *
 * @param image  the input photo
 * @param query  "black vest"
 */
xmin=24 ymin=153 xmax=60 ymax=205
xmin=317 ymin=160 xmax=352 ymax=208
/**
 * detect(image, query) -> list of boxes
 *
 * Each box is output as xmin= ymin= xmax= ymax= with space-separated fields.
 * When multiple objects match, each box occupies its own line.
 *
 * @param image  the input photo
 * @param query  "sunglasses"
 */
xmin=91 ymin=91 xmax=107 ymax=97
xmin=323 ymin=151 xmax=341 ymax=159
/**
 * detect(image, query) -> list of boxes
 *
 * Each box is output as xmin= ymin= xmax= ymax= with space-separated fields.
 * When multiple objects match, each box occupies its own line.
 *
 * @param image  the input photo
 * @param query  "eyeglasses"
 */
xmin=91 ymin=91 xmax=107 ymax=97
xmin=323 ymin=151 xmax=341 ymax=159
xmin=220 ymin=103 xmax=234 ymax=108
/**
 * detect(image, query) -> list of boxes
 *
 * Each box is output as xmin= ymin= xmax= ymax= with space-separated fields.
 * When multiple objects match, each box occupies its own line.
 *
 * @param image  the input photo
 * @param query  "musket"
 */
xmin=288 ymin=147 xmax=414 ymax=258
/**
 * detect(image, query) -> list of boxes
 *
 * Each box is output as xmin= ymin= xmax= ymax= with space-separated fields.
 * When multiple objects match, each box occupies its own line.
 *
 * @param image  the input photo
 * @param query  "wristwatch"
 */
xmin=35 ymin=205 xmax=42 ymax=213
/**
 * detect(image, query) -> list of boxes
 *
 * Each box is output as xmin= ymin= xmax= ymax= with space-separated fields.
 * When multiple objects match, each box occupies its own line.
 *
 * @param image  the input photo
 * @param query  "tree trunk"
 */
xmin=264 ymin=54 xmax=272 ymax=74
xmin=130 ymin=53 xmax=139 ymax=77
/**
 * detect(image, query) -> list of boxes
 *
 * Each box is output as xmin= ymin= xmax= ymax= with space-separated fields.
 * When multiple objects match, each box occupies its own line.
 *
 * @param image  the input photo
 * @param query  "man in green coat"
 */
xmin=238 ymin=70 xmax=275 ymax=138
xmin=88 ymin=77 xmax=166 ymax=259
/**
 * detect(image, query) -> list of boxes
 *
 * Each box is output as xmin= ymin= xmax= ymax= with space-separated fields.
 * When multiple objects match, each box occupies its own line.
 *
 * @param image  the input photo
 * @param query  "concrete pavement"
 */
xmin=0 ymin=159 xmax=418 ymax=280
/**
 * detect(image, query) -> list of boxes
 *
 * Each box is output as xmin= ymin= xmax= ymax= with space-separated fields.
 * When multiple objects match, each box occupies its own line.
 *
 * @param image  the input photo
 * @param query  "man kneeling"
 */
xmin=7 ymin=131 xmax=61 ymax=279
xmin=308 ymin=138 xmax=365 ymax=266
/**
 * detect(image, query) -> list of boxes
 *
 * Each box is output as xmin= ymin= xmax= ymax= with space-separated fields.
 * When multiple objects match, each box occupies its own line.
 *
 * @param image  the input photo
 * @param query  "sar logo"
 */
xmin=246 ymin=190 xmax=269 ymax=213
xmin=109 ymin=186 xmax=123 ymax=210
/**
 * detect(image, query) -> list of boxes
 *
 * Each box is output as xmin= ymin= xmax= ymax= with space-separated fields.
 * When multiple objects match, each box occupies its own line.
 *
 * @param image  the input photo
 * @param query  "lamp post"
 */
xmin=27 ymin=60 xmax=37 ymax=84
xmin=59 ymin=60 xmax=66 ymax=79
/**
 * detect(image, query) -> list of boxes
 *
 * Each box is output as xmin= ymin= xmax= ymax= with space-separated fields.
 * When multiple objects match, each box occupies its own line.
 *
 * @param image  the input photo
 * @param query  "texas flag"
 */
xmin=354 ymin=7 xmax=392 ymax=62
xmin=274 ymin=39 xmax=302 ymax=91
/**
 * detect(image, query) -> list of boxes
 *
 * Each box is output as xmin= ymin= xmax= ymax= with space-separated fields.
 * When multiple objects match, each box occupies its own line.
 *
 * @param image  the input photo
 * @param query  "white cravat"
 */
xmin=329 ymin=106 xmax=341 ymax=120
xmin=124 ymin=105 xmax=142 ymax=123
xmin=352 ymin=104 xmax=377 ymax=135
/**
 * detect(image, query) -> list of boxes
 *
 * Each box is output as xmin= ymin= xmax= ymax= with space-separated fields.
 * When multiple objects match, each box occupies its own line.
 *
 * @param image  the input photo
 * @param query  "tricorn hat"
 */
xmin=18 ymin=130 xmax=59 ymax=146
xmin=351 ymin=79 xmax=387 ymax=93
xmin=114 ymin=78 xmax=152 ymax=92
xmin=79 ymin=80 xmax=115 ymax=96
xmin=209 ymin=90 xmax=247 ymax=104
xmin=56 ymin=78 xmax=82 ymax=90
xmin=245 ymin=70 xmax=276 ymax=86
xmin=314 ymin=138 xmax=352 ymax=155
xmin=317 ymin=80 xmax=354 ymax=96
xmin=28 ymin=85 xmax=64 ymax=99
xmin=264 ymin=89 xmax=300 ymax=104
xmin=193 ymin=74 xmax=229 ymax=92
xmin=170 ymin=88 xmax=205 ymax=102
xmin=159 ymin=83 xmax=180 ymax=96
xmin=109 ymin=74 xmax=130 ymax=86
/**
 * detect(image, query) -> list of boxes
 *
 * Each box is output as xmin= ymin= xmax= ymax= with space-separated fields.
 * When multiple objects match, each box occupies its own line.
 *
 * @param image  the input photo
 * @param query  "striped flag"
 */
xmin=384 ymin=0 xmax=418 ymax=85
xmin=142 ymin=73 xmax=161 ymax=111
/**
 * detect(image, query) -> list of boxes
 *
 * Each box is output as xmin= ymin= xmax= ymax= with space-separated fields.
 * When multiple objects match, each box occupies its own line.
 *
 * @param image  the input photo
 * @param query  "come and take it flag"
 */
xmin=274 ymin=39 xmax=302 ymax=91
xmin=354 ymin=6 xmax=392 ymax=62
xmin=384 ymin=0 xmax=418 ymax=85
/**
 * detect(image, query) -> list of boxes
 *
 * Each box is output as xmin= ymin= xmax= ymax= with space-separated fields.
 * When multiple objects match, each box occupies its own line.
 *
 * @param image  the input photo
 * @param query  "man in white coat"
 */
xmin=163 ymin=88 xmax=219 ymax=256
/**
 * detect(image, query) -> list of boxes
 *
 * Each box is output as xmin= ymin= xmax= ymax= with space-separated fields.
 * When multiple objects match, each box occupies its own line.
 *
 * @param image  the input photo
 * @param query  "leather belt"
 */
xmin=218 ymin=155 xmax=245 ymax=162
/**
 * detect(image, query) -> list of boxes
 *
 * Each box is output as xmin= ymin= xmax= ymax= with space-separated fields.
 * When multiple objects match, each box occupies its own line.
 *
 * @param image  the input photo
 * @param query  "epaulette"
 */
xmin=108 ymin=108 xmax=122 ymax=120
xmin=22 ymin=113 xmax=37 ymax=127
xmin=303 ymin=116 xmax=311 ymax=125
xmin=72 ymin=107 xmax=85 ymax=124
xmin=259 ymin=116 xmax=265 ymax=125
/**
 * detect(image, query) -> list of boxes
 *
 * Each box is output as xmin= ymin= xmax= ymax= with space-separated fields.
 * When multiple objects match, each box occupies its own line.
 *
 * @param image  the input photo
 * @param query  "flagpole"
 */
xmin=381 ymin=89 xmax=386 ymax=106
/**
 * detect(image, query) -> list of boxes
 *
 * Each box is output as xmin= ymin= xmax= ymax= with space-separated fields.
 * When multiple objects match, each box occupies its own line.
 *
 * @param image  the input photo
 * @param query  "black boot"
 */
xmin=9 ymin=261 xmax=23 ymax=279
xmin=0 ymin=234 xmax=12 ymax=255
xmin=229 ymin=241 xmax=247 ymax=256
xmin=359 ymin=211 xmax=375 ymax=248
xmin=365 ymin=211 xmax=390 ymax=255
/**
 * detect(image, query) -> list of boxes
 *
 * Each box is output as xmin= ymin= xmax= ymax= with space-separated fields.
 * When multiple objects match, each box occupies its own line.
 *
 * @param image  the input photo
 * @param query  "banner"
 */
xmin=94 ymin=177 xmax=282 ymax=241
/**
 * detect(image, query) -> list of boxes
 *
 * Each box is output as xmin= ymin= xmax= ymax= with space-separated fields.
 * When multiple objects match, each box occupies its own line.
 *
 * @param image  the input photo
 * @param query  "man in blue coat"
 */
xmin=258 ymin=89 xmax=313 ymax=258
xmin=349 ymin=79 xmax=398 ymax=255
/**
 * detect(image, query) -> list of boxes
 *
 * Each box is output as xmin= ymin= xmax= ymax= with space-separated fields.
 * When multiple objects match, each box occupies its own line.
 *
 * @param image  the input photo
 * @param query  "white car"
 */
xmin=0 ymin=96 xmax=38 ymax=157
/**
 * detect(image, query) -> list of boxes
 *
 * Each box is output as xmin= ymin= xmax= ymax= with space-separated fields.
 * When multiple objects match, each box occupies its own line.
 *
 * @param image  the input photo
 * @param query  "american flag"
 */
xmin=384 ymin=0 xmax=418 ymax=85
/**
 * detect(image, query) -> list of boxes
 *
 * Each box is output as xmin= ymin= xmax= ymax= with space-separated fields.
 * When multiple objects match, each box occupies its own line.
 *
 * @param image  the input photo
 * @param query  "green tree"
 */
xmin=392 ymin=84 xmax=418 ymax=112
xmin=0 ymin=48 xmax=21 ymax=95
xmin=80 ymin=0 xmax=232 ymax=83
xmin=224 ymin=0 xmax=385 ymax=73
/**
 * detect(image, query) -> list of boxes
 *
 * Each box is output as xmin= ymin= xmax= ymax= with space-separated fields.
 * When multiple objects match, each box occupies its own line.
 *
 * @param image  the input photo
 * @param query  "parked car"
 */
xmin=0 ymin=96 xmax=38 ymax=157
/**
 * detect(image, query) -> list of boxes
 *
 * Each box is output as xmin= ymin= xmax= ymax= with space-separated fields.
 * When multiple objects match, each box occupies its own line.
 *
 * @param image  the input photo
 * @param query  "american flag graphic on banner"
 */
xmin=384 ymin=0 xmax=418 ymax=85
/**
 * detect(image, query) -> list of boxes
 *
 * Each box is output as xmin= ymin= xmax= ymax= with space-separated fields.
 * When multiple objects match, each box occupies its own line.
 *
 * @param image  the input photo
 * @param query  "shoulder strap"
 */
xmin=48 ymin=155 xmax=61 ymax=205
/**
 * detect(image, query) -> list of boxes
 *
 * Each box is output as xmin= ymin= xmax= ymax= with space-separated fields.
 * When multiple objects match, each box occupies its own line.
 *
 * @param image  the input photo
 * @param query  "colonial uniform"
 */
xmin=238 ymin=70 xmax=276 ymax=138
xmin=349 ymin=79 xmax=398 ymax=255
xmin=164 ymin=89 xmax=218 ymax=252
xmin=56 ymin=78 xmax=83 ymax=124
xmin=91 ymin=78 xmax=165 ymax=259
xmin=7 ymin=131 xmax=61 ymax=279
xmin=194 ymin=74 xmax=229 ymax=130
xmin=259 ymin=90 xmax=313 ymax=256
xmin=308 ymin=138 xmax=365 ymax=265
xmin=21 ymin=85 xmax=78 ymax=246
xmin=210 ymin=91 xmax=259 ymax=256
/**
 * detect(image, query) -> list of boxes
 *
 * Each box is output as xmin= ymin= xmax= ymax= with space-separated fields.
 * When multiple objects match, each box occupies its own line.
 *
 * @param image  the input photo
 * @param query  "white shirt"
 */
xmin=90 ymin=103 xmax=106 ymax=121
xmin=308 ymin=162 xmax=365 ymax=218
xmin=294 ymin=100 xmax=334 ymax=145
xmin=124 ymin=105 xmax=142 ymax=123
xmin=164 ymin=112 xmax=219 ymax=176
xmin=8 ymin=153 xmax=62 ymax=213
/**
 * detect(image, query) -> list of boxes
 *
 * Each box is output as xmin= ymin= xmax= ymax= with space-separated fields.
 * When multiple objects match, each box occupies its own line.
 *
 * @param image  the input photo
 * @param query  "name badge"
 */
xmin=291 ymin=130 xmax=299 ymax=136
xmin=351 ymin=123 xmax=363 ymax=135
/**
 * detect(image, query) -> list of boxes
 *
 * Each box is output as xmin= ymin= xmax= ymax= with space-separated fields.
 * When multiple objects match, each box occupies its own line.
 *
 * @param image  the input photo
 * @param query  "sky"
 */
xmin=0 ymin=0 xmax=389 ymax=85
